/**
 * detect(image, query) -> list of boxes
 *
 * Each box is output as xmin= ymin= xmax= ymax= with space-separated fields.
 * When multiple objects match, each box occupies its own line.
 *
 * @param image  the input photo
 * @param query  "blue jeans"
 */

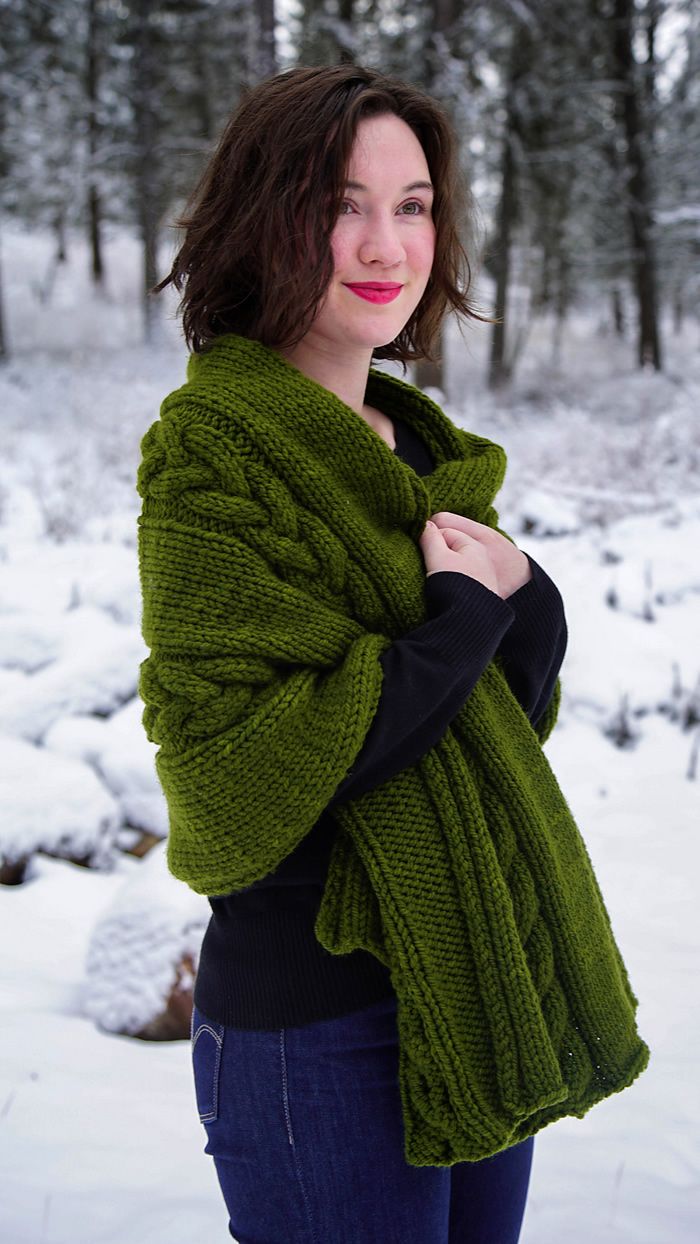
xmin=191 ymin=994 xmax=534 ymax=1244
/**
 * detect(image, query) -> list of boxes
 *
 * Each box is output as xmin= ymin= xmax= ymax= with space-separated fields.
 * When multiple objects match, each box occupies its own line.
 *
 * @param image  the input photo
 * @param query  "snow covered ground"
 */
xmin=1 ymin=227 xmax=699 ymax=1242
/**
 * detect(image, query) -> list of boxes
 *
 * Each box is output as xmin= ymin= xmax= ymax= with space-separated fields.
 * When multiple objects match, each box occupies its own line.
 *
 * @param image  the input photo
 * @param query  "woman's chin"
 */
xmin=341 ymin=324 xmax=405 ymax=352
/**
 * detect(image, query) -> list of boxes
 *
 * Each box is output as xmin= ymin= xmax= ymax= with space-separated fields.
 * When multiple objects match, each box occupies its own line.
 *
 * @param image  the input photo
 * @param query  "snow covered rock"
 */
xmin=43 ymin=712 xmax=109 ymax=766
xmin=0 ymin=608 xmax=64 ymax=672
xmin=0 ymin=734 xmax=120 ymax=880
xmin=64 ymin=539 xmax=141 ymax=626
xmin=94 ymin=698 xmax=168 ymax=838
xmin=0 ymin=666 xmax=27 ymax=701
xmin=0 ymin=605 xmax=145 ymax=741
xmin=44 ymin=698 xmax=168 ymax=839
xmin=519 ymin=488 xmax=581 ymax=537
xmin=82 ymin=840 xmax=210 ymax=1040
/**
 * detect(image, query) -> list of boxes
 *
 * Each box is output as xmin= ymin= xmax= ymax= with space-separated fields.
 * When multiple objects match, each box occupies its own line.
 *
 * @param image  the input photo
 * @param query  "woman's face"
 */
xmin=306 ymin=113 xmax=437 ymax=358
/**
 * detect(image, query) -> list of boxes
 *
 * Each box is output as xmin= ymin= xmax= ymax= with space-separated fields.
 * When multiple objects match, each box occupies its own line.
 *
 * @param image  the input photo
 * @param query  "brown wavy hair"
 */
xmin=154 ymin=63 xmax=485 ymax=360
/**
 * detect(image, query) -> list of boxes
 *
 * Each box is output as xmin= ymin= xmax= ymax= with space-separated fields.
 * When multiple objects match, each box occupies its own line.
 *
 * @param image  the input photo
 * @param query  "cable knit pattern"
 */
xmin=136 ymin=333 xmax=649 ymax=1165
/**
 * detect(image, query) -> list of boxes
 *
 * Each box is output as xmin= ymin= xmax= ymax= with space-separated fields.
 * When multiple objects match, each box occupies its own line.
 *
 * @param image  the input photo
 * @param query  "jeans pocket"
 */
xmin=191 ymin=1004 xmax=225 ymax=1124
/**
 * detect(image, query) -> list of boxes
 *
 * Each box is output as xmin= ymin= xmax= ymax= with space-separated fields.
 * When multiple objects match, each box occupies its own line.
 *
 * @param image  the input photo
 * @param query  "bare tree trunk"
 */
xmin=672 ymin=288 xmax=683 ymax=335
xmin=0 ymin=74 xmax=5 ymax=357
xmin=414 ymin=0 xmax=457 ymax=395
xmin=53 ymin=209 xmax=66 ymax=263
xmin=0 ymin=228 xmax=6 ymax=361
xmin=612 ymin=0 xmax=662 ymax=369
xmin=336 ymin=0 xmax=356 ymax=63
xmin=257 ymin=0 xmax=277 ymax=79
xmin=645 ymin=0 xmax=660 ymax=120
xmin=86 ymin=0 xmax=104 ymax=284
xmin=488 ymin=119 xmax=516 ymax=389
xmin=487 ymin=18 xmax=535 ymax=393
xmin=612 ymin=286 xmax=625 ymax=336
xmin=551 ymin=248 xmax=570 ymax=369
xmin=297 ymin=0 xmax=323 ymax=64
xmin=191 ymin=41 xmax=214 ymax=141
xmin=132 ymin=0 xmax=160 ymax=342
xmin=299 ymin=0 xmax=353 ymax=64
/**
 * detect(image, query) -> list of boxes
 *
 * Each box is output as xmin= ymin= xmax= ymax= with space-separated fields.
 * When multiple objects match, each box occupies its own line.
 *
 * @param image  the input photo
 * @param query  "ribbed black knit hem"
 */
xmin=194 ymin=905 xmax=395 ymax=1030
xmin=423 ymin=570 xmax=516 ymax=667
xmin=499 ymin=556 xmax=566 ymax=666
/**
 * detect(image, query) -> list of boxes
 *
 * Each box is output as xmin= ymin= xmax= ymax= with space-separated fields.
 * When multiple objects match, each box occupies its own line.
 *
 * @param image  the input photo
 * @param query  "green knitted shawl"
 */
xmin=136 ymin=332 xmax=649 ymax=1166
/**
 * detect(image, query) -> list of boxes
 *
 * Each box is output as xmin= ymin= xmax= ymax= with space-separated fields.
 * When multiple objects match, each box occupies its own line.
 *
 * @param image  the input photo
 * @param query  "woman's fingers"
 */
xmin=430 ymin=511 xmax=482 ymax=535
xmin=438 ymin=526 xmax=478 ymax=551
xmin=420 ymin=522 xmax=501 ymax=594
xmin=427 ymin=512 xmax=529 ymax=597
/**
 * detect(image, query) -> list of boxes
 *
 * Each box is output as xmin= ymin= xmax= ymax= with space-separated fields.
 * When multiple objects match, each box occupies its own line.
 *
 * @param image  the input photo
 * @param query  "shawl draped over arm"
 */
xmin=137 ymin=410 xmax=394 ymax=895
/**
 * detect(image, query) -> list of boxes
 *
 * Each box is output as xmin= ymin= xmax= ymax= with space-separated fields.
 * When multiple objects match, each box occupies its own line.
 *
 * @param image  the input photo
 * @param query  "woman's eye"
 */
xmin=339 ymin=199 xmax=428 ymax=217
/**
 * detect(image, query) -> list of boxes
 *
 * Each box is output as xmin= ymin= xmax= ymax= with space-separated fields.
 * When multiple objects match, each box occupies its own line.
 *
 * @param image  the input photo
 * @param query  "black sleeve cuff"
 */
xmin=497 ymin=554 xmax=568 ymax=723
xmin=328 ymin=572 xmax=516 ymax=807
xmin=423 ymin=570 xmax=516 ymax=665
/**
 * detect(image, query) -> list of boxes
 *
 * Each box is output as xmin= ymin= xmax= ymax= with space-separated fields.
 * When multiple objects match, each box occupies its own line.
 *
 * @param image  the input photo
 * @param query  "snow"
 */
xmin=82 ymin=841 xmax=209 ymax=1036
xmin=656 ymin=204 xmax=700 ymax=225
xmin=519 ymin=486 xmax=582 ymax=535
xmin=1 ymin=225 xmax=699 ymax=1241
xmin=0 ymin=604 xmax=145 ymax=742
xmin=0 ymin=858 xmax=223 ymax=1244
xmin=45 ymin=698 xmax=168 ymax=839
xmin=0 ymin=733 xmax=120 ymax=867
xmin=91 ymin=698 xmax=170 ymax=838
xmin=526 ymin=522 xmax=700 ymax=733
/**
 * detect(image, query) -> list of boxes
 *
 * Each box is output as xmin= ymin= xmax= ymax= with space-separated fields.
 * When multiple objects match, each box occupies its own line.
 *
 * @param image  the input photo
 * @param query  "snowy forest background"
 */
xmin=1 ymin=2 xmax=699 ymax=1242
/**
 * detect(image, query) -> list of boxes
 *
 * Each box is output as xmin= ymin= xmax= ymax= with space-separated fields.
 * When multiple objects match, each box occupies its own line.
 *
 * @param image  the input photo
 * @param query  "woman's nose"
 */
xmin=358 ymin=215 xmax=406 ymax=266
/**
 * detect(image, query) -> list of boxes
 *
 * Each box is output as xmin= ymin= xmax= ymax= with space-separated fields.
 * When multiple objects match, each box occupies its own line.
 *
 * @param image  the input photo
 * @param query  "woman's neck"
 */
xmin=275 ymin=336 xmax=395 ymax=447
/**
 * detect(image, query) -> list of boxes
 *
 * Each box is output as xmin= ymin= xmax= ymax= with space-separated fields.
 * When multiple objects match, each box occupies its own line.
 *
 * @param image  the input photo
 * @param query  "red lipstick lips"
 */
xmin=344 ymin=282 xmax=403 ymax=304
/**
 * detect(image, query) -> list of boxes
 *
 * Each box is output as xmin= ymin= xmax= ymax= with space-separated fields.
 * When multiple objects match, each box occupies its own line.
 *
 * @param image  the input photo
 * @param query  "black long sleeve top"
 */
xmin=193 ymin=412 xmax=568 ymax=1030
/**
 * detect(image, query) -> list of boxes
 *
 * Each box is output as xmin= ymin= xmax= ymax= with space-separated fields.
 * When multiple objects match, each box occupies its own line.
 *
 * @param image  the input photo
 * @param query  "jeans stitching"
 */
xmin=192 ymin=1021 xmax=224 ymax=1123
xmin=279 ymin=1028 xmax=320 ymax=1244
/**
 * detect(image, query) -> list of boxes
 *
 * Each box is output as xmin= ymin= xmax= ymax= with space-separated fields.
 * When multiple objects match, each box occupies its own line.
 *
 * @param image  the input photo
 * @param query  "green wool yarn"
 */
xmin=136 ymin=333 xmax=649 ymax=1166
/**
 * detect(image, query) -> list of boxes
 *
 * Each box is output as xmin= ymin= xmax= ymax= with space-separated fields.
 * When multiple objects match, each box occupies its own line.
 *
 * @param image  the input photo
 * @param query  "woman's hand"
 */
xmin=418 ymin=512 xmax=532 ymax=600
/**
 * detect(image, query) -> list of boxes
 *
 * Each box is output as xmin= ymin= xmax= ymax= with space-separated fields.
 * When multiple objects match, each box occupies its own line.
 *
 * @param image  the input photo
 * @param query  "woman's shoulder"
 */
xmin=152 ymin=343 xmax=271 ymax=450
xmin=138 ymin=361 xmax=264 ymax=505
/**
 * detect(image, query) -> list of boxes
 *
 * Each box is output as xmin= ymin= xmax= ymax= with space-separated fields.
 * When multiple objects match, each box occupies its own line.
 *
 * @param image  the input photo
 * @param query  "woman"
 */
xmin=136 ymin=64 xmax=648 ymax=1244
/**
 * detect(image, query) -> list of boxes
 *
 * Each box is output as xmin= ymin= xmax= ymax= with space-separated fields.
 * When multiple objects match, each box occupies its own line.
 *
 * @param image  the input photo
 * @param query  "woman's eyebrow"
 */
xmin=345 ymin=179 xmax=434 ymax=193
